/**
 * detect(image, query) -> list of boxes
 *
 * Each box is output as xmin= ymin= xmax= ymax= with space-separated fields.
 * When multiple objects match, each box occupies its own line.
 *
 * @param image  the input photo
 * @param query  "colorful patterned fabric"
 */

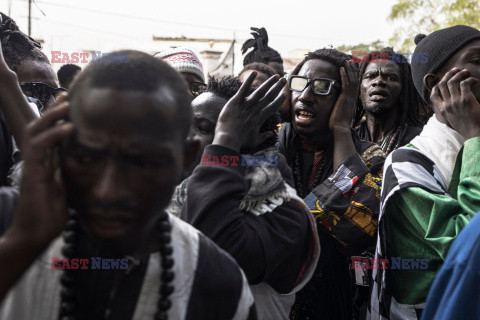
xmin=278 ymin=123 xmax=386 ymax=320
xmin=303 ymin=145 xmax=384 ymax=254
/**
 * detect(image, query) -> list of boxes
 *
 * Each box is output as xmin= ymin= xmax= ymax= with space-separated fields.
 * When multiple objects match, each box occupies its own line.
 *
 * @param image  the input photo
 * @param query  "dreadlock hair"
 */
xmin=0 ymin=12 xmax=50 ymax=72
xmin=57 ymin=64 xmax=81 ymax=89
xmin=241 ymin=27 xmax=283 ymax=75
xmin=61 ymin=50 xmax=189 ymax=320
xmin=204 ymin=76 xmax=280 ymax=150
xmin=239 ymin=62 xmax=276 ymax=79
xmin=353 ymin=47 xmax=426 ymax=128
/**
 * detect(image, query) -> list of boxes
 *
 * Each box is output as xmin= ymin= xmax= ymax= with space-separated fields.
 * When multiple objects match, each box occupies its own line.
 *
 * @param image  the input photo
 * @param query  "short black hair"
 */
xmin=57 ymin=64 xmax=81 ymax=88
xmin=70 ymin=50 xmax=192 ymax=140
xmin=354 ymin=47 xmax=428 ymax=127
xmin=239 ymin=62 xmax=276 ymax=79
xmin=0 ymin=12 xmax=50 ymax=72
xmin=203 ymin=76 xmax=280 ymax=141
xmin=241 ymin=27 xmax=283 ymax=72
xmin=203 ymin=76 xmax=243 ymax=100
xmin=305 ymin=48 xmax=352 ymax=69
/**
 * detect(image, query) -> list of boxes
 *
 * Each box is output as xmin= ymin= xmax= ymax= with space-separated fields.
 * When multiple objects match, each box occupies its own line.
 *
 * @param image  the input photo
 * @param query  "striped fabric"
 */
xmin=0 ymin=214 xmax=256 ymax=320
xmin=369 ymin=147 xmax=448 ymax=320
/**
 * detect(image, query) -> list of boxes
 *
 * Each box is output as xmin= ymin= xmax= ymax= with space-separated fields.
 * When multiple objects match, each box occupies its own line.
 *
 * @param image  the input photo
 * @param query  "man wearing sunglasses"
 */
xmin=19 ymin=82 xmax=67 ymax=111
xmin=278 ymin=49 xmax=385 ymax=320
xmin=154 ymin=47 xmax=207 ymax=98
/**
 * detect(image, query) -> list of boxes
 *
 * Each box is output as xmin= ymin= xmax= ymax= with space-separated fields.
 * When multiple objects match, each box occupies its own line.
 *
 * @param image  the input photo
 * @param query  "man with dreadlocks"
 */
xmin=0 ymin=12 xmax=53 ymax=186
xmin=181 ymin=73 xmax=320 ymax=319
xmin=369 ymin=25 xmax=480 ymax=320
xmin=278 ymin=48 xmax=385 ymax=320
xmin=0 ymin=50 xmax=257 ymax=319
xmin=355 ymin=48 xmax=426 ymax=154
xmin=0 ymin=12 xmax=63 ymax=111
xmin=242 ymin=27 xmax=284 ymax=76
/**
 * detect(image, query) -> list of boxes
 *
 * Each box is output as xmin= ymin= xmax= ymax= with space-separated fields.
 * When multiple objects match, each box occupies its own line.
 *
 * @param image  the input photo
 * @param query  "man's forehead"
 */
xmin=70 ymin=87 xmax=183 ymax=145
xmin=299 ymin=59 xmax=339 ymax=79
xmin=365 ymin=61 xmax=401 ymax=73
xmin=442 ymin=39 xmax=480 ymax=72
xmin=18 ymin=60 xmax=58 ymax=88
xmin=71 ymin=87 xmax=179 ymax=125
xmin=71 ymin=129 xmax=178 ymax=154
xmin=192 ymin=92 xmax=226 ymax=114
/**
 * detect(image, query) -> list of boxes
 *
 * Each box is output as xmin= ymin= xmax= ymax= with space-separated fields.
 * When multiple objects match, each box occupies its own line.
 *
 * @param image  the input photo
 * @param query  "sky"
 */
xmin=1 ymin=0 xmax=400 ymax=71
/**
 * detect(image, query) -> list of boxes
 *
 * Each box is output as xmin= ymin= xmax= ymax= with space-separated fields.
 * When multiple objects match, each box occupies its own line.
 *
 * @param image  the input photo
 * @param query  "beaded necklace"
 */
xmin=293 ymin=145 xmax=328 ymax=199
xmin=58 ymin=211 xmax=174 ymax=320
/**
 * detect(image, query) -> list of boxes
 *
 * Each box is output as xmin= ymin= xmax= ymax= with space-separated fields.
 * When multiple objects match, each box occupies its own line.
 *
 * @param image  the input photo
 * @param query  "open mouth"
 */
xmin=295 ymin=108 xmax=316 ymax=122
xmin=369 ymin=91 xmax=388 ymax=101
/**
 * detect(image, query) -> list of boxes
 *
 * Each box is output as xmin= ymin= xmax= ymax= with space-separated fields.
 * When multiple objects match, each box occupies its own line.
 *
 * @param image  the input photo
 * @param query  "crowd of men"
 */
xmin=0 ymin=11 xmax=479 ymax=320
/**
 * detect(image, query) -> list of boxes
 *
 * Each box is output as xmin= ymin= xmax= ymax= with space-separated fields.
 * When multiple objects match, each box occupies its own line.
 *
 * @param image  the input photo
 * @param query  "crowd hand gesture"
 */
xmin=329 ymin=60 xmax=359 ymax=133
xmin=10 ymin=97 xmax=74 ymax=248
xmin=213 ymin=72 xmax=286 ymax=153
xmin=430 ymin=67 xmax=480 ymax=140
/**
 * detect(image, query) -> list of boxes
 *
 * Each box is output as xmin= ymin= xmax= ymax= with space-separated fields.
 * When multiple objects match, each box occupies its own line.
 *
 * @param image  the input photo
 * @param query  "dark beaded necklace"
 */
xmin=58 ymin=211 xmax=175 ymax=320
xmin=292 ymin=149 xmax=328 ymax=199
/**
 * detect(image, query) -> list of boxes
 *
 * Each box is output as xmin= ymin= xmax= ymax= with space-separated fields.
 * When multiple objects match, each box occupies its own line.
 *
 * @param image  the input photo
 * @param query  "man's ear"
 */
xmin=183 ymin=135 xmax=200 ymax=175
xmin=424 ymin=73 xmax=439 ymax=95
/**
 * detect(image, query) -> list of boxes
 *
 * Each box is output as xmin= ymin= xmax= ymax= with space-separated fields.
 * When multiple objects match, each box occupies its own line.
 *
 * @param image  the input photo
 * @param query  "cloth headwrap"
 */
xmin=154 ymin=47 xmax=205 ymax=83
xmin=411 ymin=25 xmax=480 ymax=102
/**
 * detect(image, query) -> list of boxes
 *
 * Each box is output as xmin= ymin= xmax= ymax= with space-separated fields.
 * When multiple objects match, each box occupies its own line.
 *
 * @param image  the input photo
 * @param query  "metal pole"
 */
xmin=232 ymin=32 xmax=235 ymax=75
xmin=28 ymin=0 xmax=32 ymax=36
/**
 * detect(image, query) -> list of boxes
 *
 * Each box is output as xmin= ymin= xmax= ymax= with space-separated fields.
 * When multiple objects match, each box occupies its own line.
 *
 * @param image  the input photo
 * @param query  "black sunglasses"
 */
xmin=189 ymin=81 xmax=207 ymax=97
xmin=288 ymin=75 xmax=336 ymax=96
xmin=20 ymin=82 xmax=68 ymax=105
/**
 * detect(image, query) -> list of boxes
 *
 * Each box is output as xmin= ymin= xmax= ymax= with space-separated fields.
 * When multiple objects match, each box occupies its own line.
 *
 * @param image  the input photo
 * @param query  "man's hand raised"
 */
xmin=11 ymin=98 xmax=74 ymax=247
xmin=430 ymin=67 xmax=480 ymax=140
xmin=329 ymin=60 xmax=359 ymax=133
xmin=213 ymin=73 xmax=286 ymax=152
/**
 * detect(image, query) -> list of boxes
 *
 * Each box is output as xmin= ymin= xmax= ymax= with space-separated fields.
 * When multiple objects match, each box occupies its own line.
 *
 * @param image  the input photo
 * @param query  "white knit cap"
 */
xmin=154 ymin=47 xmax=205 ymax=83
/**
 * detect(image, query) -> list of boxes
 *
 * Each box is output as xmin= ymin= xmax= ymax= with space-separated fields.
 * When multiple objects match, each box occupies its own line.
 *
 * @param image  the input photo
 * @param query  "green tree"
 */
xmin=337 ymin=40 xmax=385 ymax=54
xmin=388 ymin=0 xmax=480 ymax=52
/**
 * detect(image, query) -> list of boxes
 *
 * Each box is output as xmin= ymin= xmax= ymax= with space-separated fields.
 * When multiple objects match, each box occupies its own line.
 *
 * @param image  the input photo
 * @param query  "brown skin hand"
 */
xmin=213 ymin=72 xmax=286 ymax=152
xmin=424 ymin=38 xmax=480 ymax=130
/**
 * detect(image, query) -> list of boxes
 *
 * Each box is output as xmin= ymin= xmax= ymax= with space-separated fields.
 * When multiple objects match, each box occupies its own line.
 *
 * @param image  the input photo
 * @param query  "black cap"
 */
xmin=411 ymin=25 xmax=480 ymax=102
